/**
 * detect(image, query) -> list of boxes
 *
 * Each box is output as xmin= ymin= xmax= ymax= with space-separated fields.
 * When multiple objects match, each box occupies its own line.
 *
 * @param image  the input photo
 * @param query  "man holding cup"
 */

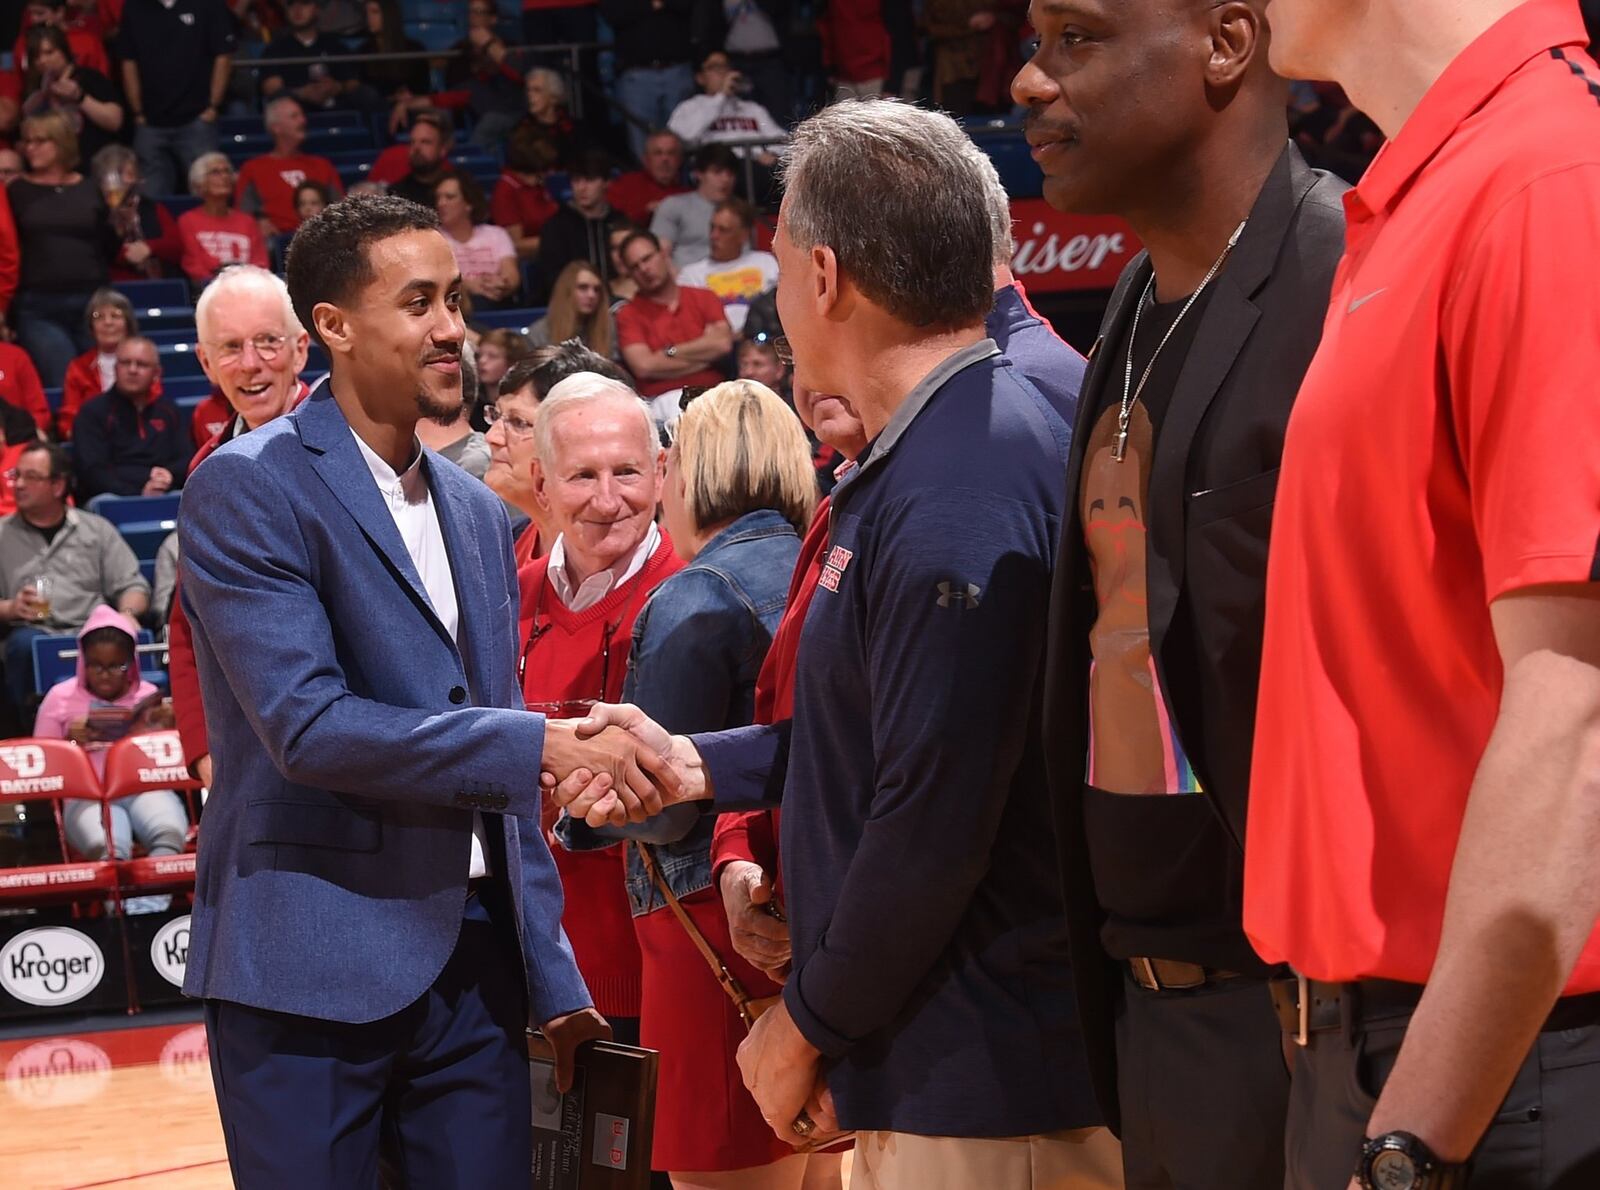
xmin=0 ymin=440 xmax=149 ymax=724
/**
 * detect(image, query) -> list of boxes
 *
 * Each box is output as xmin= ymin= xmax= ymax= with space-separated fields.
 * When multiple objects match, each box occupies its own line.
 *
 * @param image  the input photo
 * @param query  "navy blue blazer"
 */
xmin=178 ymin=383 xmax=590 ymax=1025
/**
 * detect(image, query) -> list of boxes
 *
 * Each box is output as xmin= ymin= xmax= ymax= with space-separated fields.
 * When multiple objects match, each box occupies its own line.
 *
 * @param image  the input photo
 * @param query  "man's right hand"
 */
xmin=543 ymin=703 xmax=712 ymax=826
xmin=720 ymin=860 xmax=790 ymax=976
xmin=540 ymin=718 xmax=682 ymax=822
xmin=8 ymin=585 xmax=41 ymax=622
xmin=144 ymin=467 xmax=173 ymax=495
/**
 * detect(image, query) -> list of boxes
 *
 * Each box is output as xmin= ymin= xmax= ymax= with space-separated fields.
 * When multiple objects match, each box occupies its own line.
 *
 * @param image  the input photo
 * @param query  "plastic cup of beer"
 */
xmin=30 ymin=575 xmax=50 ymax=621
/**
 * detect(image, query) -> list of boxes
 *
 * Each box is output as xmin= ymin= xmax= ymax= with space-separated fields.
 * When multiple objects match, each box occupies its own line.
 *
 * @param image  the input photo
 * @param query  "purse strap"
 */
xmin=634 ymin=841 xmax=763 ymax=1027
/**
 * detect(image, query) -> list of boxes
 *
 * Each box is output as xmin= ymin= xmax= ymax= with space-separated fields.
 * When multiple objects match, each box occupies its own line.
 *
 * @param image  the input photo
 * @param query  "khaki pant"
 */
xmin=851 ymin=1128 xmax=1124 ymax=1190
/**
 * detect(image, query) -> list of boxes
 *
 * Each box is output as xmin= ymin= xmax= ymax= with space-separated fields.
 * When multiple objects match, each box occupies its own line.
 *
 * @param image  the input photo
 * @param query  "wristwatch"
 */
xmin=1358 ymin=1132 xmax=1467 ymax=1190
xmin=664 ymin=344 xmax=678 ymax=359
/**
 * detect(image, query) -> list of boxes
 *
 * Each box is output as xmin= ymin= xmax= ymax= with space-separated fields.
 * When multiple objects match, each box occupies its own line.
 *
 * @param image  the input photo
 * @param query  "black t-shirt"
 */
xmin=1076 ymin=279 xmax=1270 ymax=973
xmin=9 ymin=176 xmax=111 ymax=294
xmin=116 ymin=0 xmax=237 ymax=127
xmin=26 ymin=515 xmax=68 ymax=547
xmin=261 ymin=30 xmax=356 ymax=91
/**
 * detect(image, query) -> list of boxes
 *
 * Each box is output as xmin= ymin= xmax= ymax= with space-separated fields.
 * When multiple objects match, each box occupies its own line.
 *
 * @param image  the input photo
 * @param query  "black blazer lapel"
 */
xmin=1145 ymin=144 xmax=1318 ymax=662
xmin=1041 ymin=251 xmax=1153 ymax=1137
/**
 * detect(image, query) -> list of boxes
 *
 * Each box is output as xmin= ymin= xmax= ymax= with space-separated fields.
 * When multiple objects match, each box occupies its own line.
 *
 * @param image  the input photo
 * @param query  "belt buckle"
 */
xmin=1295 ymin=971 xmax=1310 ymax=1047
xmin=1133 ymin=957 xmax=1160 ymax=991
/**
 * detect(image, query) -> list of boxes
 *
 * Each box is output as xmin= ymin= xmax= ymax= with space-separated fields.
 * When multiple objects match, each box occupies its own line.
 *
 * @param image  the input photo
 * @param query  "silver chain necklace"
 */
xmin=1114 ymin=219 xmax=1248 ymax=462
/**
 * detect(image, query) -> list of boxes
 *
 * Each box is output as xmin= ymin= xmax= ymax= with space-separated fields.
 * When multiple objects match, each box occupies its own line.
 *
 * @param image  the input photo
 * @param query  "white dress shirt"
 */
xmin=353 ymin=429 xmax=489 ymax=879
xmin=546 ymin=522 xmax=661 ymax=613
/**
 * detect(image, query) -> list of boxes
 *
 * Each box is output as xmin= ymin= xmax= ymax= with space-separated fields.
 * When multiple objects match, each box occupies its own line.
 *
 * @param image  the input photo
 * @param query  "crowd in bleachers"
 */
xmin=0 ymin=0 xmax=1382 ymax=854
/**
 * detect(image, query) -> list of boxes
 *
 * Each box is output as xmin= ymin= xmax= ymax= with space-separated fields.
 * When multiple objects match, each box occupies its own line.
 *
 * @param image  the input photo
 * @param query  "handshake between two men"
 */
xmin=538 ymin=703 xmax=708 ymax=825
xmin=537 ymin=704 xmax=845 ymax=1150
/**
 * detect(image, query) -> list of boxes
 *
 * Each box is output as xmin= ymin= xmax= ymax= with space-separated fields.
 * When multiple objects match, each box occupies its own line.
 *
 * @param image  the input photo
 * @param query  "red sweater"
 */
xmin=710 ymin=497 xmax=832 ymax=895
xmin=0 ymin=341 xmax=52 ymax=434
xmin=519 ymin=535 xmax=683 ymax=1017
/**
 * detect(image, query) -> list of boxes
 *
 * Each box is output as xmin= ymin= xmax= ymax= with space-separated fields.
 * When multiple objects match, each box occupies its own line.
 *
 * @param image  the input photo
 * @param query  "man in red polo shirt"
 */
xmin=615 ymin=229 xmax=731 ymax=408
xmin=235 ymin=96 xmax=344 ymax=237
xmin=1245 ymin=2 xmax=1600 ymax=1188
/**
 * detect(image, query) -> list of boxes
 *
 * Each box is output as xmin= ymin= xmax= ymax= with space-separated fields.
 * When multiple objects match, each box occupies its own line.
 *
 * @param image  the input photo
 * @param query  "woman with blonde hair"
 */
xmin=528 ymin=259 xmax=618 ymax=359
xmin=561 ymin=379 xmax=818 ymax=1189
xmin=9 ymin=110 xmax=112 ymax=387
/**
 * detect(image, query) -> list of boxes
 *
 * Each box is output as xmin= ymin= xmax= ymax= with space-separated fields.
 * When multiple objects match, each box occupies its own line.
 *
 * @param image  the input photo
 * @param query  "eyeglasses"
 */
xmin=205 ymin=333 xmax=288 ymax=365
xmin=90 ymin=309 xmax=126 ymax=322
xmin=7 ymin=469 xmax=54 ymax=484
xmin=484 ymin=404 xmax=536 ymax=438
xmin=17 ymin=137 xmax=48 ymax=146
xmin=85 ymin=661 xmax=131 ymax=676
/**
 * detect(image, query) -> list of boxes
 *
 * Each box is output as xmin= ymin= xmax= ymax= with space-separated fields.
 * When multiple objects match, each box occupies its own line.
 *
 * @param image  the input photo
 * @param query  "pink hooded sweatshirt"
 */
xmin=34 ymin=605 xmax=158 ymax=780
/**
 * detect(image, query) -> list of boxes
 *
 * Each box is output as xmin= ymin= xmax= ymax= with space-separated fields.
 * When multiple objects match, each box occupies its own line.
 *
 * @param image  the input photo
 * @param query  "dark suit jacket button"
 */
xmin=449 ymin=686 xmax=466 ymax=704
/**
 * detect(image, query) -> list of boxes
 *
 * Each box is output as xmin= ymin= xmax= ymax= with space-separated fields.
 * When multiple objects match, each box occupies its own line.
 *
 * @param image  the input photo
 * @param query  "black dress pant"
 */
xmin=1115 ymin=972 xmax=1290 ymax=1190
xmin=1284 ymin=997 xmax=1600 ymax=1189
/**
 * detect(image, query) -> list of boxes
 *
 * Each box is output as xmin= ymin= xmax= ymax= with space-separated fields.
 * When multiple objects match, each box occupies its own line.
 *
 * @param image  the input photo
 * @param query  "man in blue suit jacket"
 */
xmin=179 ymin=196 xmax=664 ymax=1188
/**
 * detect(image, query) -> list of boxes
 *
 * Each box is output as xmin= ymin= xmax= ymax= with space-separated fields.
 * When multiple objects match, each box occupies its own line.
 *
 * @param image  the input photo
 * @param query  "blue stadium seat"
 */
xmin=969 ymin=127 xmax=1043 ymax=202
xmin=157 ymin=344 xmax=207 ymax=378
xmin=305 ymin=128 xmax=375 ymax=155
xmin=86 ymin=493 xmax=181 ymax=530
xmin=159 ymin=195 xmax=203 ymax=217
xmin=116 ymin=279 xmax=188 ymax=307
xmin=43 ymin=386 xmax=62 ymax=412
xmin=146 ymin=328 xmax=197 ymax=347
xmin=222 ymin=131 xmax=273 ymax=156
xmin=163 ymin=375 xmax=215 ymax=400
xmin=474 ymin=307 xmax=546 ymax=331
xmin=405 ymin=21 xmax=465 ymax=52
xmin=33 ymin=629 xmax=166 ymax=695
xmin=133 ymin=305 xmax=198 ymax=333
xmin=139 ymin=558 xmax=157 ymax=587
xmin=119 ymin=523 xmax=174 ymax=563
xmin=174 ymin=394 xmax=205 ymax=417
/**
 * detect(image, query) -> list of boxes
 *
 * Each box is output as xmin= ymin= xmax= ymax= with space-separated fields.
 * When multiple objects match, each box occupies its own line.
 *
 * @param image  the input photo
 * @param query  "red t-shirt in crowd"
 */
xmin=177 ymin=207 xmax=269 ymax=285
xmin=491 ymin=171 xmax=559 ymax=237
xmin=614 ymin=285 xmax=729 ymax=398
xmin=606 ymin=170 xmax=690 ymax=227
xmin=0 ymin=341 xmax=51 ymax=433
xmin=1246 ymin=0 xmax=1600 ymax=991
xmin=235 ymin=152 xmax=343 ymax=233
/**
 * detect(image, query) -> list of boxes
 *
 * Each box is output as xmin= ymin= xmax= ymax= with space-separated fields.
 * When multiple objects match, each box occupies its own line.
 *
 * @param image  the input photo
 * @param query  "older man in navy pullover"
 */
xmin=552 ymin=99 xmax=1117 ymax=1189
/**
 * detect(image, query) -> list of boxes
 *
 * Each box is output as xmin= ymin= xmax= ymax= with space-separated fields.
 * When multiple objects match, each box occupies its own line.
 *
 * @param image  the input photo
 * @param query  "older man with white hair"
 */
xmin=170 ymin=264 xmax=311 ymax=788
xmin=235 ymin=95 xmax=344 ymax=238
xmin=550 ymin=98 xmax=1115 ymax=1189
xmin=517 ymin=372 xmax=680 ymax=1061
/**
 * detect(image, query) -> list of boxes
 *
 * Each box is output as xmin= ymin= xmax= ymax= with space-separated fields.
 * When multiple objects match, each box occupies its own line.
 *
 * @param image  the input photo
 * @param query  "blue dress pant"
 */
xmin=205 ymin=886 xmax=532 ymax=1190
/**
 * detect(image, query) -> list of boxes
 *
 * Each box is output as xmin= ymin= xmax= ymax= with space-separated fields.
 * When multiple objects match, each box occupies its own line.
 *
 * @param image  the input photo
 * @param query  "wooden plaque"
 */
xmin=527 ymin=1032 xmax=659 ymax=1190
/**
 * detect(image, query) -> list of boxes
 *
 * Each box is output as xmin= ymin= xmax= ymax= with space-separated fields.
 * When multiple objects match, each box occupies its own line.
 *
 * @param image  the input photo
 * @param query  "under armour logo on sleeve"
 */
xmin=936 ymin=581 xmax=981 ymax=609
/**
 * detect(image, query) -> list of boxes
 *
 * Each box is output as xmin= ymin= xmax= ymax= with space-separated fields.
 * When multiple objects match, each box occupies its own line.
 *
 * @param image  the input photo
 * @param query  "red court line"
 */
xmin=60 ymin=1158 xmax=229 ymax=1189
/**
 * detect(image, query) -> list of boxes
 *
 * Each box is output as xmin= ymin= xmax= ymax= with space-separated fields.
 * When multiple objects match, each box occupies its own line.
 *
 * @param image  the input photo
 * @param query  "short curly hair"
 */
xmin=285 ymin=193 xmax=442 ymax=348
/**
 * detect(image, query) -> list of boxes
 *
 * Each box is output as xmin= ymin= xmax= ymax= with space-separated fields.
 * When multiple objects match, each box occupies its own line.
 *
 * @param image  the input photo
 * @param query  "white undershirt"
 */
xmin=353 ymin=429 xmax=489 ymax=879
xmin=96 ymin=351 xmax=116 ymax=393
xmin=546 ymin=522 xmax=661 ymax=612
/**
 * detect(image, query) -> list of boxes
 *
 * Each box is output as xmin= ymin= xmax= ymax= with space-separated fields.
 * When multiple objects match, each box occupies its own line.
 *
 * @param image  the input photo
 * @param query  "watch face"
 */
xmin=1370 ymin=1149 xmax=1419 ymax=1189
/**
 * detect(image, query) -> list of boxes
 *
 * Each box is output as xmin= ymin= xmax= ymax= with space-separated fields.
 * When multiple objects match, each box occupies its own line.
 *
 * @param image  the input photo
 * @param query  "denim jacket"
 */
xmin=557 ymin=508 xmax=802 ymax=914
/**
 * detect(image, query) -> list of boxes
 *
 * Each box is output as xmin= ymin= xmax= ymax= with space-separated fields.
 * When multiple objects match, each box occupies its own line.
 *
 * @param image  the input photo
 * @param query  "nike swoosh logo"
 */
xmin=1348 ymin=288 xmax=1388 ymax=313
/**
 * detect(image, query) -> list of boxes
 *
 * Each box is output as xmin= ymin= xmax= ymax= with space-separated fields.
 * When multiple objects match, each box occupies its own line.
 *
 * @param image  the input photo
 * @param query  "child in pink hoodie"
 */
xmin=34 ymin=606 xmax=188 ymax=867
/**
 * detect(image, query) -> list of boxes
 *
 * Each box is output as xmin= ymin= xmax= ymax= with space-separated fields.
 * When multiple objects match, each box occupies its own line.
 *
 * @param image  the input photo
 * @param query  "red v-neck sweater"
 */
xmin=518 ymin=534 xmax=683 ymax=1017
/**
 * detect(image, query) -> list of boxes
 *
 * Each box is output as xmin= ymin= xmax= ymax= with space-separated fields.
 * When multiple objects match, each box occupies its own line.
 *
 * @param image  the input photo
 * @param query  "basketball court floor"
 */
xmin=0 ymin=1010 xmax=231 ymax=1189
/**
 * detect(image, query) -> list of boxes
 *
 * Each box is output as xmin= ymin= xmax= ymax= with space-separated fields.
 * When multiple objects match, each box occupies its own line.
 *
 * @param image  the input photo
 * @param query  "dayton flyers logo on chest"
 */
xmin=819 ymin=546 xmax=852 ymax=593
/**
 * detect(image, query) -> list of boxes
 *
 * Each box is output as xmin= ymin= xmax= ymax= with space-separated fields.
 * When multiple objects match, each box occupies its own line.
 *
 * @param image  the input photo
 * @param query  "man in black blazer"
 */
xmin=1013 ymin=2 xmax=1348 ymax=1187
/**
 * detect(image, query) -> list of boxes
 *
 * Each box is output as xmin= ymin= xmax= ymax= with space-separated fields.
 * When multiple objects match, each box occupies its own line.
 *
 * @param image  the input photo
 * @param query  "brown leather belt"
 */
xmin=1128 ymin=957 xmax=1243 ymax=992
xmin=1270 ymin=974 xmax=1600 ymax=1046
